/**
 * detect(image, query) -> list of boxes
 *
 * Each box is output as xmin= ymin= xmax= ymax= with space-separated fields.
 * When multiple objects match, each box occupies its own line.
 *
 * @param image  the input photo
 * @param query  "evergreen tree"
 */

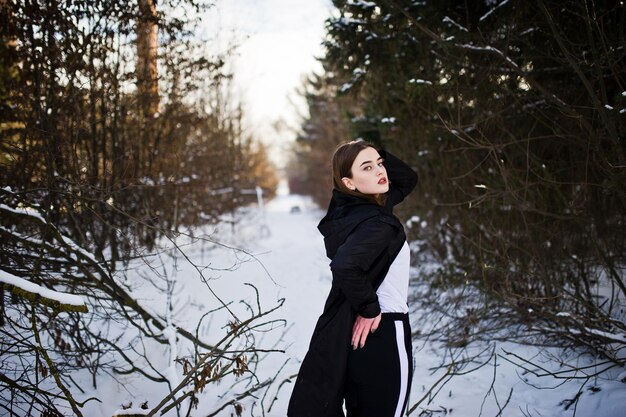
xmin=296 ymin=0 xmax=625 ymax=371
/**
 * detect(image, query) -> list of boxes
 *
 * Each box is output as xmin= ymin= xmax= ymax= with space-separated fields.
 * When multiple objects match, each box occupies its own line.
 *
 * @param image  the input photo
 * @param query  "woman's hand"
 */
xmin=352 ymin=313 xmax=381 ymax=349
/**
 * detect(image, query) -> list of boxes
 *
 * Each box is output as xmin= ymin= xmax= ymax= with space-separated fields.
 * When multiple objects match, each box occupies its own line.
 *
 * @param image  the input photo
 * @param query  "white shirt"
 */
xmin=376 ymin=241 xmax=410 ymax=313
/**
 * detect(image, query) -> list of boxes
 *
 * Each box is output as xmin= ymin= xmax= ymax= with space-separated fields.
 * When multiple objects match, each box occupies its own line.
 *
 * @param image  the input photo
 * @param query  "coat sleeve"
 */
xmin=329 ymin=216 xmax=395 ymax=318
xmin=379 ymin=149 xmax=418 ymax=206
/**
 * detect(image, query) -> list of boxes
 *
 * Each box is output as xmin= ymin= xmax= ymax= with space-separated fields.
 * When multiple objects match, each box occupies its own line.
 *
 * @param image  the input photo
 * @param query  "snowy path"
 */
xmin=234 ymin=191 xmax=625 ymax=417
xmin=189 ymin=189 xmax=333 ymax=414
xmin=90 ymin=189 xmax=624 ymax=417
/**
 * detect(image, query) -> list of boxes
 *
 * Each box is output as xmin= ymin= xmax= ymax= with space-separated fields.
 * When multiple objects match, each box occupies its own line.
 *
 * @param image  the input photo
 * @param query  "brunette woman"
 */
xmin=288 ymin=140 xmax=418 ymax=417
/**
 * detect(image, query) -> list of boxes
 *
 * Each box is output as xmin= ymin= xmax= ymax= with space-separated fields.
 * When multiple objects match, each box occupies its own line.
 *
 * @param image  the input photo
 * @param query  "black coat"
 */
xmin=287 ymin=150 xmax=418 ymax=417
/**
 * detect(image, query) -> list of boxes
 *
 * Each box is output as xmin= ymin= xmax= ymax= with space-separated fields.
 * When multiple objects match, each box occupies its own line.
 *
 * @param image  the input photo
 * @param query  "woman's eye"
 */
xmin=378 ymin=162 xmax=384 ymax=167
xmin=364 ymin=166 xmax=371 ymax=171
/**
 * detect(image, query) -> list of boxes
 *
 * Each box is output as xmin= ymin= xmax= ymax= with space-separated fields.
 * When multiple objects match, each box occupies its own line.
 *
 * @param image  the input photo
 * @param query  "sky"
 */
xmin=201 ymin=0 xmax=334 ymax=165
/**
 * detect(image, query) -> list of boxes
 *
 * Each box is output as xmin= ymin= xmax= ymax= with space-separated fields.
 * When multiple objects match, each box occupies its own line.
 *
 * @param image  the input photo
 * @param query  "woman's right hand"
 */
xmin=351 ymin=313 xmax=381 ymax=349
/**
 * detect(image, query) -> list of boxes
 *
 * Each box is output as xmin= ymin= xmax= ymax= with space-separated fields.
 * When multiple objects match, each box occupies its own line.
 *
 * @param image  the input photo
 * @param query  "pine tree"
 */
xmin=302 ymin=0 xmax=625 ymax=368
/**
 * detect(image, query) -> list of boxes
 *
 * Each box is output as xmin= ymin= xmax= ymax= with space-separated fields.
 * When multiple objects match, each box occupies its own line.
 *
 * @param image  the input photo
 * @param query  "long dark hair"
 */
xmin=332 ymin=141 xmax=385 ymax=205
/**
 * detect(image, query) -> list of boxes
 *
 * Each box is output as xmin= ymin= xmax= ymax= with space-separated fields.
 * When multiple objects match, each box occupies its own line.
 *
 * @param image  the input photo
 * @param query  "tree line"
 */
xmin=290 ymin=0 xmax=625 ymax=408
xmin=1 ymin=1 xmax=279 ymax=415
xmin=1 ymin=0 xmax=277 ymax=261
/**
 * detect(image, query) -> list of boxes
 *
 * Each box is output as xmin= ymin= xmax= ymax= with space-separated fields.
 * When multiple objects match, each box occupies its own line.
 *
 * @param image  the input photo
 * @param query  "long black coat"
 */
xmin=287 ymin=150 xmax=418 ymax=417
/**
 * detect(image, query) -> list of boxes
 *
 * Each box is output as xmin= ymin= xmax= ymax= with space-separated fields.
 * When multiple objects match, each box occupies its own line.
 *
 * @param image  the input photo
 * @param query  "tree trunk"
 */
xmin=136 ymin=0 xmax=159 ymax=118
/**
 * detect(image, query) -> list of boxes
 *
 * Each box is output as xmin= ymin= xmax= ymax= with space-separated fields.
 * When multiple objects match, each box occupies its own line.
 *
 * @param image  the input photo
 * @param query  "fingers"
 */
xmin=356 ymin=322 xmax=368 ymax=349
xmin=351 ymin=317 xmax=367 ymax=349
xmin=371 ymin=314 xmax=381 ymax=333
xmin=351 ymin=317 xmax=365 ymax=349
xmin=351 ymin=314 xmax=382 ymax=349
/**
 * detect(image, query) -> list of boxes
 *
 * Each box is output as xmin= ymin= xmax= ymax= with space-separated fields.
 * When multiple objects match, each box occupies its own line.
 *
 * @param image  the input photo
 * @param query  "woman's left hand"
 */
xmin=352 ymin=313 xmax=381 ymax=349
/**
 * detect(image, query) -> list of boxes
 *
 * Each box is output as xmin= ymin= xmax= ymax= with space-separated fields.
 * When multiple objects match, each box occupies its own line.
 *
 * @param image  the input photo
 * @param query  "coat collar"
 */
xmin=317 ymin=190 xmax=386 ymax=258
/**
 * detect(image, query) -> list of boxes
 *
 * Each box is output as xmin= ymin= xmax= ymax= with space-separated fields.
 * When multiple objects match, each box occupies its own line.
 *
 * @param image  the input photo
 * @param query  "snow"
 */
xmin=522 ymin=99 xmax=546 ymax=110
xmin=0 ymin=203 xmax=45 ymax=222
xmin=57 ymin=183 xmax=624 ymax=416
xmin=584 ymin=328 xmax=626 ymax=343
xmin=520 ymin=27 xmax=537 ymax=36
xmin=406 ymin=215 xmax=427 ymax=230
xmin=335 ymin=16 xmax=367 ymax=26
xmin=112 ymin=408 xmax=149 ymax=416
xmin=77 ymin=185 xmax=330 ymax=416
xmin=552 ymin=325 xmax=626 ymax=345
xmin=1 ymin=202 xmax=100 ymax=264
xmin=458 ymin=43 xmax=520 ymax=69
xmin=162 ymin=325 xmax=180 ymax=393
xmin=442 ymin=16 xmax=469 ymax=32
xmin=347 ymin=0 xmax=377 ymax=7
xmin=59 ymin=232 xmax=100 ymax=264
xmin=479 ymin=0 xmax=510 ymax=22
xmin=340 ymin=82 xmax=354 ymax=93
xmin=409 ymin=78 xmax=433 ymax=85
xmin=0 ymin=269 xmax=86 ymax=307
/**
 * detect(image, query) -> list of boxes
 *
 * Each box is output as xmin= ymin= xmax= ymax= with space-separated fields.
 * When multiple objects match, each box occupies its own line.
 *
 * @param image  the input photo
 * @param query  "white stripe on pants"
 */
xmin=393 ymin=320 xmax=409 ymax=417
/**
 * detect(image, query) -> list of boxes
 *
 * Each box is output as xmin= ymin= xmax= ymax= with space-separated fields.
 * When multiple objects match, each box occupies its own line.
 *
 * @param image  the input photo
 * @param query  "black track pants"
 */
xmin=345 ymin=313 xmax=413 ymax=417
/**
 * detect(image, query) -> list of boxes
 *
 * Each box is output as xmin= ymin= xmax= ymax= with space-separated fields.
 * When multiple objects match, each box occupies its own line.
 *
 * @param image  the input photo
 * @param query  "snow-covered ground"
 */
xmin=86 ymin=183 xmax=625 ymax=417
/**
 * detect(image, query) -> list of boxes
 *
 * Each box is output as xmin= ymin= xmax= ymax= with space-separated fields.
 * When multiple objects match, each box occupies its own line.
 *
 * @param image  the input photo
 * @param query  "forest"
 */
xmin=289 ymin=0 xmax=625 ymax=413
xmin=1 ymin=0 xmax=625 ymax=416
xmin=1 ymin=0 xmax=280 ymax=416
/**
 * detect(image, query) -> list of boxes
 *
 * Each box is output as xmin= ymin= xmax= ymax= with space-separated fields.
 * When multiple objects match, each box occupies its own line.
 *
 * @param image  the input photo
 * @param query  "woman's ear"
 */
xmin=341 ymin=177 xmax=355 ymax=191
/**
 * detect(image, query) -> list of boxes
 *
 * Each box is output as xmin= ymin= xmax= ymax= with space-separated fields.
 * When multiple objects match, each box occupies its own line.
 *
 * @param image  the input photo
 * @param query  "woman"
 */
xmin=288 ymin=140 xmax=418 ymax=417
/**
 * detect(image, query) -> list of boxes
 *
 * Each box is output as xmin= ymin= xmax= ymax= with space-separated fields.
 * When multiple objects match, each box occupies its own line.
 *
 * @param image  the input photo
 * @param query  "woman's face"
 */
xmin=342 ymin=147 xmax=389 ymax=195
